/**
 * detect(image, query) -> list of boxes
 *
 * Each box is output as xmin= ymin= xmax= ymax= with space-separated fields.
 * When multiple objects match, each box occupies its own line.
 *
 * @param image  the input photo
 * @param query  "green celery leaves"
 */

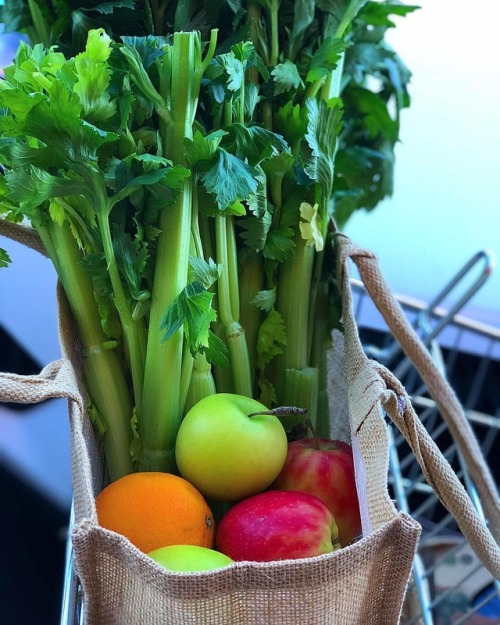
xmin=0 ymin=0 xmax=417 ymax=472
xmin=160 ymin=257 xmax=229 ymax=367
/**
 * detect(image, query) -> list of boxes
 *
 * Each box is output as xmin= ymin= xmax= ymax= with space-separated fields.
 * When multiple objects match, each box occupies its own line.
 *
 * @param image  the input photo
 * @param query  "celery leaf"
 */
xmin=344 ymin=86 xmax=398 ymax=142
xmin=160 ymin=278 xmax=228 ymax=367
xmin=185 ymin=130 xmax=227 ymax=167
xmin=80 ymin=252 xmax=112 ymax=298
xmin=188 ymin=256 xmax=221 ymax=290
xmin=238 ymin=210 xmax=272 ymax=252
xmin=251 ymin=288 xmax=276 ymax=312
xmin=288 ymin=0 xmax=316 ymax=60
xmin=264 ymin=227 xmax=295 ymax=261
xmin=272 ymin=60 xmax=304 ymax=95
xmin=231 ymin=41 xmax=269 ymax=81
xmin=73 ymin=29 xmax=116 ymax=123
xmin=225 ymin=123 xmax=290 ymax=167
xmin=316 ymin=0 xmax=369 ymax=37
xmin=111 ymin=165 xmax=190 ymax=207
xmin=299 ymin=201 xmax=324 ymax=251
xmin=246 ymin=168 xmax=268 ymax=218
xmin=0 ymin=249 xmax=12 ymax=268
xmin=5 ymin=167 xmax=89 ymax=213
xmin=111 ymin=225 xmax=150 ymax=302
xmin=205 ymin=331 xmax=228 ymax=368
xmin=357 ymin=2 xmax=420 ymax=27
xmin=256 ymin=308 xmax=287 ymax=370
xmin=121 ymin=35 xmax=165 ymax=69
xmin=87 ymin=400 xmax=107 ymax=437
xmin=274 ymin=101 xmax=308 ymax=148
xmin=3 ymin=85 xmax=119 ymax=170
xmin=306 ymin=38 xmax=345 ymax=83
xmin=222 ymin=54 xmax=245 ymax=92
xmin=304 ymin=97 xmax=343 ymax=201
xmin=201 ymin=148 xmax=259 ymax=210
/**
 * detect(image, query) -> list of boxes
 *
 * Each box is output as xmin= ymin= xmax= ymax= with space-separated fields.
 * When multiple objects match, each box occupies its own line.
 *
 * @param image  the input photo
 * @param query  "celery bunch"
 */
xmin=0 ymin=1 xmax=417 ymax=479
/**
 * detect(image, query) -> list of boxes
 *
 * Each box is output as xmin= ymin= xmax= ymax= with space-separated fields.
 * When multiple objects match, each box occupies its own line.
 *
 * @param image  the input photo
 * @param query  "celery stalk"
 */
xmin=140 ymin=32 xmax=204 ymax=472
xmin=184 ymin=353 xmax=216 ymax=414
xmin=212 ymin=322 xmax=234 ymax=394
xmin=238 ymin=253 xmax=264 ymax=378
xmin=47 ymin=222 xmax=134 ymax=480
xmin=275 ymin=233 xmax=317 ymax=419
xmin=26 ymin=0 xmax=51 ymax=47
xmin=309 ymin=280 xmax=333 ymax=437
xmin=215 ymin=214 xmax=253 ymax=397
xmin=283 ymin=368 xmax=319 ymax=428
xmin=276 ymin=235 xmax=315 ymax=371
xmin=187 ymin=183 xmax=217 ymax=406
xmin=96 ymin=208 xmax=146 ymax=414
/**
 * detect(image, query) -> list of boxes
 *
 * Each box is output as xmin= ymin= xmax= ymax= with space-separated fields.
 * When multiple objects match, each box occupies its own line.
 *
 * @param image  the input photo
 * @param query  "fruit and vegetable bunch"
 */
xmin=0 ymin=0 xmax=416 ymax=481
xmin=96 ymin=392 xmax=362 ymax=569
xmin=0 ymin=0 xmax=416 ymax=562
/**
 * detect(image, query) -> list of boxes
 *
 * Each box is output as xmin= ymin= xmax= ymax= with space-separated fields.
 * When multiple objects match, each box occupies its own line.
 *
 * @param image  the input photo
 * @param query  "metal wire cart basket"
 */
xmin=352 ymin=250 xmax=500 ymax=625
xmin=61 ymin=251 xmax=500 ymax=625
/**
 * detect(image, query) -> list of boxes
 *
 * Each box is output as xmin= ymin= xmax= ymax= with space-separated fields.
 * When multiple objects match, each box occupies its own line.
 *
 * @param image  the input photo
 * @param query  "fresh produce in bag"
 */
xmin=3 ymin=5 xmax=499 ymax=625
xmin=0 ymin=0 xmax=418 ymax=582
xmin=0 ymin=0 xmax=416 ymax=484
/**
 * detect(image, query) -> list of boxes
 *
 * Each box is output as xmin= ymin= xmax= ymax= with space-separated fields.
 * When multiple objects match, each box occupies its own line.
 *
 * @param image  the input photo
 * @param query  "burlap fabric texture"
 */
xmin=1 ymin=221 xmax=499 ymax=625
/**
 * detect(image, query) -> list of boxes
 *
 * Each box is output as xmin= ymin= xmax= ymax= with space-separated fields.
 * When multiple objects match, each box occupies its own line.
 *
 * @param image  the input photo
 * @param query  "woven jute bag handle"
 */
xmin=0 ymin=219 xmax=47 ymax=256
xmin=336 ymin=234 xmax=500 ymax=578
xmin=0 ymin=357 xmax=97 ymax=523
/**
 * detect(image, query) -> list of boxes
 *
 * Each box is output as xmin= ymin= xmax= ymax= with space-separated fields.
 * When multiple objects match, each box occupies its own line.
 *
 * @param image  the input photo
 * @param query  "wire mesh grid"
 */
xmin=351 ymin=251 xmax=500 ymax=625
xmin=60 ymin=253 xmax=500 ymax=625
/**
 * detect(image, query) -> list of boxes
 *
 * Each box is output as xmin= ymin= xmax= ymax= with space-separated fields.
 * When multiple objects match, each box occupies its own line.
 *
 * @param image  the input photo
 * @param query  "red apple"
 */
xmin=215 ymin=490 xmax=340 ymax=562
xmin=271 ymin=438 xmax=361 ymax=547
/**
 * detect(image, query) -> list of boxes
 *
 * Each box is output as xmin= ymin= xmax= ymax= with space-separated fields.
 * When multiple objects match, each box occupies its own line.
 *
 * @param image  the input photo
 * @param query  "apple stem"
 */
xmin=332 ymin=536 xmax=342 ymax=550
xmin=247 ymin=406 xmax=309 ymax=419
xmin=305 ymin=417 xmax=321 ymax=450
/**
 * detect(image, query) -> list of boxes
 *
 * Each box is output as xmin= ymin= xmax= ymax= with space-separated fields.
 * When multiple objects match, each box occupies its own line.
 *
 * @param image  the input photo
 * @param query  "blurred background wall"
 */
xmin=344 ymin=0 xmax=500 ymax=328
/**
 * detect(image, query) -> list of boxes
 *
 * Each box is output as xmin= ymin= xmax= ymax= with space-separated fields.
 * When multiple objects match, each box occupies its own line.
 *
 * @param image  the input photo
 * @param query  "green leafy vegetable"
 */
xmin=0 ymin=249 xmax=12 ymax=268
xmin=201 ymin=149 xmax=259 ymax=211
xmin=160 ymin=257 xmax=228 ymax=367
xmin=0 ymin=0 xmax=417 ymax=477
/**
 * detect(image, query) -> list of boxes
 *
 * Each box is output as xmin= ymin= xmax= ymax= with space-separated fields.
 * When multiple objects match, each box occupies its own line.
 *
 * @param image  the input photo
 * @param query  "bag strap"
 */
xmin=0 ymin=359 xmax=98 ymax=524
xmin=378 ymin=364 xmax=500 ymax=577
xmin=0 ymin=219 xmax=47 ymax=257
xmin=336 ymin=234 xmax=500 ymax=577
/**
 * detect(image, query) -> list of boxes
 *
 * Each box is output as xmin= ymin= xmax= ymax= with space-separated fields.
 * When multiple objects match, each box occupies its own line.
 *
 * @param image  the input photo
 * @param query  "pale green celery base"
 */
xmin=282 ymin=367 xmax=319 ymax=427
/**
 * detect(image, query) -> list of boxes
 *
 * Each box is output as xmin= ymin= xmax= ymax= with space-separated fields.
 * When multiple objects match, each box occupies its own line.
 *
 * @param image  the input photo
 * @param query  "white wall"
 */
xmin=345 ymin=0 xmax=500 ymax=328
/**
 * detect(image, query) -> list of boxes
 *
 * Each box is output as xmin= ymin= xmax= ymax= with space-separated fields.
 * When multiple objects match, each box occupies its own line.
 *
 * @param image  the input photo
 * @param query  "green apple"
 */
xmin=175 ymin=393 xmax=288 ymax=502
xmin=148 ymin=544 xmax=234 ymax=572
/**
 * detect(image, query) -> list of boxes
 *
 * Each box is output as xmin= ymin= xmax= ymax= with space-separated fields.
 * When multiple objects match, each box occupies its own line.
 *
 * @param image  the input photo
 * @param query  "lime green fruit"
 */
xmin=175 ymin=393 xmax=288 ymax=502
xmin=148 ymin=544 xmax=234 ymax=572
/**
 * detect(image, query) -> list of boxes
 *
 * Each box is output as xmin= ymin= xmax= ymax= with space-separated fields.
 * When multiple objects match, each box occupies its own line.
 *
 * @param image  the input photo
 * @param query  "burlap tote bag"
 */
xmin=1 ymin=221 xmax=499 ymax=625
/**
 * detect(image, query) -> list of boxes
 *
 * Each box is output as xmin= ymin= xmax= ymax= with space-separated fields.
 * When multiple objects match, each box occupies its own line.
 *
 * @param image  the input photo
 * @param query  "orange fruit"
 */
xmin=95 ymin=471 xmax=215 ymax=553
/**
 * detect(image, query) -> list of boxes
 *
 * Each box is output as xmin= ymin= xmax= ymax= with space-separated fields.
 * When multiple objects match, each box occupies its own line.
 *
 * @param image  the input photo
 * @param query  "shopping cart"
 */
xmin=352 ymin=249 xmax=500 ymax=625
xmin=60 ymin=252 xmax=500 ymax=625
